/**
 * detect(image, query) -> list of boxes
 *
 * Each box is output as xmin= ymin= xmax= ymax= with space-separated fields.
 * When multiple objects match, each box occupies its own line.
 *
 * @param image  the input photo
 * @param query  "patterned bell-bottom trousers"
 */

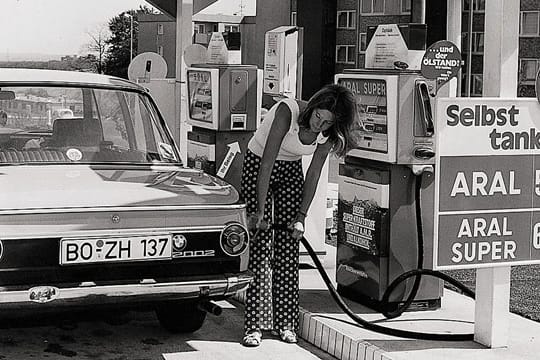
xmin=241 ymin=149 xmax=304 ymax=333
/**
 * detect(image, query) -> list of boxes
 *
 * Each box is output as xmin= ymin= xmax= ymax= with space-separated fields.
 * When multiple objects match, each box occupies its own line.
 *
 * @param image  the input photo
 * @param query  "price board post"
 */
xmin=434 ymin=98 xmax=540 ymax=269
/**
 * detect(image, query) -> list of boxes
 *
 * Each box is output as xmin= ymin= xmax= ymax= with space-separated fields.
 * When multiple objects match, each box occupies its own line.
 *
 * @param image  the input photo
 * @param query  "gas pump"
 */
xmin=334 ymin=24 xmax=443 ymax=313
xmin=186 ymin=64 xmax=263 ymax=191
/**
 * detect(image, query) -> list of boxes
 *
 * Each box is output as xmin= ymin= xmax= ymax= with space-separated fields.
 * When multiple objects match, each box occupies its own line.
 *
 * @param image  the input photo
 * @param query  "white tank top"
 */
xmin=248 ymin=98 xmax=328 ymax=161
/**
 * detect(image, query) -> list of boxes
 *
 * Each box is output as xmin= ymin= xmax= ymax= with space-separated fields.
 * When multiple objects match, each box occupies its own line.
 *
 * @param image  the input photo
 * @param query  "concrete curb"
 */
xmin=297 ymin=308 xmax=387 ymax=360
xmin=232 ymin=291 xmax=387 ymax=360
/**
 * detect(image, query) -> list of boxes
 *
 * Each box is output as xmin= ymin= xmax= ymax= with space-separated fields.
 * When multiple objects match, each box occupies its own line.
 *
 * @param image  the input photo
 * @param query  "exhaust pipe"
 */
xmin=197 ymin=300 xmax=222 ymax=316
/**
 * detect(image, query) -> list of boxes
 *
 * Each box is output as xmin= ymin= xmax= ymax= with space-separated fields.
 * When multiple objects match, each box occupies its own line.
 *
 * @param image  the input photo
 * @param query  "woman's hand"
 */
xmin=255 ymin=210 xmax=270 ymax=231
xmin=247 ymin=213 xmax=259 ymax=233
xmin=288 ymin=213 xmax=306 ymax=240
xmin=248 ymin=211 xmax=270 ymax=235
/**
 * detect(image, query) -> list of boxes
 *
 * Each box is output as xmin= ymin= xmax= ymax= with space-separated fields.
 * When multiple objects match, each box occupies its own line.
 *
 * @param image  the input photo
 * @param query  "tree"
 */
xmin=84 ymin=24 xmax=110 ymax=74
xmin=103 ymin=5 xmax=158 ymax=79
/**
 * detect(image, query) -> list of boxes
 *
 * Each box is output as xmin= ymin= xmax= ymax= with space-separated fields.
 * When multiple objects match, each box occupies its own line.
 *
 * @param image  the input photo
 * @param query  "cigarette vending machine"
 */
xmin=335 ymin=69 xmax=443 ymax=312
xmin=186 ymin=64 xmax=263 ymax=191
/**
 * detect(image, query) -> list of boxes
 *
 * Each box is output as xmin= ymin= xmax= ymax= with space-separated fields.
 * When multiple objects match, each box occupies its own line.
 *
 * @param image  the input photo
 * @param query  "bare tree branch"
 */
xmin=82 ymin=23 xmax=110 ymax=74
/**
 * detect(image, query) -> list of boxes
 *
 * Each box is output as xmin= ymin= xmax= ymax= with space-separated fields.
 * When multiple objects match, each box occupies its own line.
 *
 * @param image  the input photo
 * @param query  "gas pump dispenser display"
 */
xmin=355 ymin=79 xmax=389 ymax=154
xmin=340 ymin=77 xmax=394 ymax=156
xmin=187 ymin=70 xmax=218 ymax=126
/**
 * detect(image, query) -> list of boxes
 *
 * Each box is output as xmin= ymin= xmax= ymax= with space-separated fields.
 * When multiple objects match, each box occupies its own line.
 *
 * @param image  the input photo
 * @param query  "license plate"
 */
xmin=60 ymin=235 xmax=172 ymax=265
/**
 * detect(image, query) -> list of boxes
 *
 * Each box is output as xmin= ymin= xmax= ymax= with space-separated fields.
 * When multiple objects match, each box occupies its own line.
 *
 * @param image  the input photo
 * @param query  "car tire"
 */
xmin=155 ymin=300 xmax=207 ymax=333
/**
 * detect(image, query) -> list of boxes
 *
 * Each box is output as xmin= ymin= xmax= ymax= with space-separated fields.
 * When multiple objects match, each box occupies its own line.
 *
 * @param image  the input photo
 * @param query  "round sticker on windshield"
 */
xmin=66 ymin=148 xmax=83 ymax=162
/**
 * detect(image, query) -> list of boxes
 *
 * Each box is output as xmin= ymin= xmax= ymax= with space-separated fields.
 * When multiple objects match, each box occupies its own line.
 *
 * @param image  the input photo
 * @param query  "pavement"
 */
xmin=293 ymin=244 xmax=540 ymax=360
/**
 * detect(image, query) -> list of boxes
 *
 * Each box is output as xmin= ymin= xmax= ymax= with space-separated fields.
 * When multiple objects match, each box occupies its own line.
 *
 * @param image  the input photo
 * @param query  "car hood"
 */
xmin=0 ymin=164 xmax=240 ymax=210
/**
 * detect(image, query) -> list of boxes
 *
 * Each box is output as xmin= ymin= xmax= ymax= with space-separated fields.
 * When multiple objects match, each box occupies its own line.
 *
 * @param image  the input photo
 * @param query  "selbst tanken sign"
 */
xmin=434 ymin=98 xmax=540 ymax=270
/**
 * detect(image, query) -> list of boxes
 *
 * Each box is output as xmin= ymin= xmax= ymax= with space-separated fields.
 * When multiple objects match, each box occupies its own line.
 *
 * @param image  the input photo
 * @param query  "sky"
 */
xmin=0 ymin=0 xmax=255 ymax=61
xmin=0 ymin=0 xmax=152 ymax=60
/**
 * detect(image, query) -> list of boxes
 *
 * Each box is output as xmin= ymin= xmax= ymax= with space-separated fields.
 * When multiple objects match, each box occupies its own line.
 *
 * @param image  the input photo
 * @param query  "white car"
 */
xmin=0 ymin=68 xmax=251 ymax=333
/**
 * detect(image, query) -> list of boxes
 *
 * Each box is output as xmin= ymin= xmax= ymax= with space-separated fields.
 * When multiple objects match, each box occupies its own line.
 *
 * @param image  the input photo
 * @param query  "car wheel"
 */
xmin=155 ymin=300 xmax=207 ymax=333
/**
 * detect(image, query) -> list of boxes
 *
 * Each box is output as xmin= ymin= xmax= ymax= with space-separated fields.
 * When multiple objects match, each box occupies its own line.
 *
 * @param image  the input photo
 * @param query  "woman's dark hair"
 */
xmin=298 ymin=84 xmax=357 ymax=157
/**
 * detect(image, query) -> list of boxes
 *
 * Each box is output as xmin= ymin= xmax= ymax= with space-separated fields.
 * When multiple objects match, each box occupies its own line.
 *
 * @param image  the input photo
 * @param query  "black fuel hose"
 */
xmin=380 ymin=174 xmax=475 ymax=319
xmin=258 ymin=173 xmax=476 ymax=341
xmin=266 ymin=222 xmax=474 ymax=341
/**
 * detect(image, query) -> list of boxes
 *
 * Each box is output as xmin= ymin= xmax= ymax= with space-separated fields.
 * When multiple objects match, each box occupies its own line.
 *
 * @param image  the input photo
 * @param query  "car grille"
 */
xmin=0 ymin=232 xmax=241 ymax=286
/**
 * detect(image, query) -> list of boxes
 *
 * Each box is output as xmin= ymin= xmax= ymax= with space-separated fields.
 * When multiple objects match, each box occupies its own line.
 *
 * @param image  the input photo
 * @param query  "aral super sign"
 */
xmin=434 ymin=98 xmax=540 ymax=270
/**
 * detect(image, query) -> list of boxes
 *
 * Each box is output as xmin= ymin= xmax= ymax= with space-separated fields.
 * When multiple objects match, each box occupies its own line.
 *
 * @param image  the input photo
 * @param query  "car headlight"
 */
xmin=220 ymin=223 xmax=248 ymax=256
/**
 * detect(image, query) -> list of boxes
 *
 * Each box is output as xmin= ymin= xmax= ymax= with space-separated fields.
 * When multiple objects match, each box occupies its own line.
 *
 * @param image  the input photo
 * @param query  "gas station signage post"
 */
xmin=434 ymin=98 xmax=540 ymax=270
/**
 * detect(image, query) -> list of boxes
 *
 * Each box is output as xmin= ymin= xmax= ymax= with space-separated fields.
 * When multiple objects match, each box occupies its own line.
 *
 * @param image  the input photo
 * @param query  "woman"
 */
xmin=240 ymin=84 xmax=357 ymax=347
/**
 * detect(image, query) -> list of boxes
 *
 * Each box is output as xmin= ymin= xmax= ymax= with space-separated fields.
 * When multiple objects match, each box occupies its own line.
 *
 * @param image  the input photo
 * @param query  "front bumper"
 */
xmin=0 ymin=272 xmax=253 ymax=309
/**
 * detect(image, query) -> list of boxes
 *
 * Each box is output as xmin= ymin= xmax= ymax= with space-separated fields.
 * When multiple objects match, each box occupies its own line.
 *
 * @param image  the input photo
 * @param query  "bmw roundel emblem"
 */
xmin=111 ymin=214 xmax=121 ymax=224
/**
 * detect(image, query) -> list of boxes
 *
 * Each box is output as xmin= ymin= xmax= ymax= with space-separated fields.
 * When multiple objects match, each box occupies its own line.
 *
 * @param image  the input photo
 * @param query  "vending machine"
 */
xmin=186 ymin=64 xmax=263 ymax=191
xmin=335 ymin=68 xmax=443 ymax=312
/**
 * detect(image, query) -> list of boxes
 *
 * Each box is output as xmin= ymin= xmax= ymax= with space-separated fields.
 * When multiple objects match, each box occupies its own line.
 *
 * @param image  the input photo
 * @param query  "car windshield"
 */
xmin=0 ymin=86 xmax=179 ymax=164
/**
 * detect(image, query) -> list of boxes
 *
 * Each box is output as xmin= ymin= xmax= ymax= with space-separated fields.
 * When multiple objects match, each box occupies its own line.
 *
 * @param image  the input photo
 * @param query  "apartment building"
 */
xmin=334 ymin=0 xmax=540 ymax=97
xmin=138 ymin=13 xmax=177 ymax=78
xmin=335 ymin=0 xmax=412 ymax=73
